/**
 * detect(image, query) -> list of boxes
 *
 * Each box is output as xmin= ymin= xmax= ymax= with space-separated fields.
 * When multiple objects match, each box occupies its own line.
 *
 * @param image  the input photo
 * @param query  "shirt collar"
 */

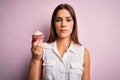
xmin=52 ymin=41 xmax=79 ymax=54
xmin=67 ymin=41 xmax=78 ymax=54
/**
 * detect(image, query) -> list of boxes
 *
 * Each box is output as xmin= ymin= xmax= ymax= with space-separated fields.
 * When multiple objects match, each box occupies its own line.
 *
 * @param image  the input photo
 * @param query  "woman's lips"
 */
xmin=60 ymin=29 xmax=68 ymax=32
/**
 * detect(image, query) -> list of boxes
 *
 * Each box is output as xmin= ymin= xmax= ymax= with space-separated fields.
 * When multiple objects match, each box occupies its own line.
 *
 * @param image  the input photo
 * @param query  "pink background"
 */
xmin=0 ymin=0 xmax=120 ymax=80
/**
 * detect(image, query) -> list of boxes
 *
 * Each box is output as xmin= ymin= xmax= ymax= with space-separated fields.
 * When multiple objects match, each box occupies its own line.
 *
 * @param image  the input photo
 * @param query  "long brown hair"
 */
xmin=47 ymin=3 xmax=81 ymax=45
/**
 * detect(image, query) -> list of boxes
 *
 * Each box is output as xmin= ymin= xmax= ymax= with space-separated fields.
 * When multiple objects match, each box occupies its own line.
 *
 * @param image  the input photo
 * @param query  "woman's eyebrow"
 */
xmin=66 ymin=16 xmax=72 ymax=18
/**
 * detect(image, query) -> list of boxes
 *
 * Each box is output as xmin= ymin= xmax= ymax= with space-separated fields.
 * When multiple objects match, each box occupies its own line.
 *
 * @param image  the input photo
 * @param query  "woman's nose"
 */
xmin=61 ymin=20 xmax=66 ymax=27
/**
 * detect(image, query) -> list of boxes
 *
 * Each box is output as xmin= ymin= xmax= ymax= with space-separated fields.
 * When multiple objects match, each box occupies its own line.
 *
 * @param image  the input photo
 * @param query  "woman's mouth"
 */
xmin=60 ymin=29 xmax=68 ymax=32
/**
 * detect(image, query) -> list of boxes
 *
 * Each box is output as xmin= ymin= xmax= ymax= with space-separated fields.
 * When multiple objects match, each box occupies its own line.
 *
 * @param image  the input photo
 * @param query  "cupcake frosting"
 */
xmin=33 ymin=30 xmax=43 ymax=36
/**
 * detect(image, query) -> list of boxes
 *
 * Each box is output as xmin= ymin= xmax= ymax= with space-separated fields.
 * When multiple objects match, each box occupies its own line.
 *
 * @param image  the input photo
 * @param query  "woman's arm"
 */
xmin=26 ymin=38 xmax=44 ymax=80
xmin=82 ymin=48 xmax=90 ymax=80
xmin=26 ymin=58 xmax=42 ymax=80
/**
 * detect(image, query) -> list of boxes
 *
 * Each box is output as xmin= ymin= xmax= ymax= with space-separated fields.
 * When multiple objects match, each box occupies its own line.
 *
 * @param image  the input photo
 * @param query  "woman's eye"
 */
xmin=67 ymin=19 xmax=72 ymax=22
xmin=55 ymin=19 xmax=61 ymax=22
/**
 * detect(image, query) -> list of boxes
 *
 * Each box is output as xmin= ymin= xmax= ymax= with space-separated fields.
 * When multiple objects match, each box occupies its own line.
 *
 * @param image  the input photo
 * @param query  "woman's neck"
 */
xmin=56 ymin=37 xmax=71 ymax=57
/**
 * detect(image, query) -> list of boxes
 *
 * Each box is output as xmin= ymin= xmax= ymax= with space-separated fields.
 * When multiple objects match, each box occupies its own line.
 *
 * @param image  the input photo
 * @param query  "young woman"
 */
xmin=27 ymin=3 xmax=90 ymax=80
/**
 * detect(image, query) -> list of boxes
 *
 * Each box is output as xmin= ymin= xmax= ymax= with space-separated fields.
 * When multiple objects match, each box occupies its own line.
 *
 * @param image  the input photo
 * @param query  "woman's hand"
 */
xmin=31 ymin=36 xmax=44 ymax=61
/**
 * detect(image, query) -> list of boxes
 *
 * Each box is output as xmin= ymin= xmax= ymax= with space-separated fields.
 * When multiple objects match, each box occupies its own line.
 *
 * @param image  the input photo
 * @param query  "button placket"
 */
xmin=59 ymin=63 xmax=65 ymax=80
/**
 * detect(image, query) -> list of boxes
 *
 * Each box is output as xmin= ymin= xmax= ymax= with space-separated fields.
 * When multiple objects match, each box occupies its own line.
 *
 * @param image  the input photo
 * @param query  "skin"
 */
xmin=26 ymin=9 xmax=90 ymax=80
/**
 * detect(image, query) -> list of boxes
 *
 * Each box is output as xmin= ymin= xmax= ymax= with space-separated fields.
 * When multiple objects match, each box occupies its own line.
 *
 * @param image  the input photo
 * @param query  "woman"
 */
xmin=27 ymin=3 xmax=90 ymax=80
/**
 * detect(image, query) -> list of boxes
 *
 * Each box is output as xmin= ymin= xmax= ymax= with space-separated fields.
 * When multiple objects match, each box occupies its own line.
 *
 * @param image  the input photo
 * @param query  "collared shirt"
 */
xmin=42 ymin=41 xmax=84 ymax=80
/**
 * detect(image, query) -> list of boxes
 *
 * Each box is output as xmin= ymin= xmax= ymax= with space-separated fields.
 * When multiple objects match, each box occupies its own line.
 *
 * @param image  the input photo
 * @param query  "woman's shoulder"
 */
xmin=73 ymin=42 xmax=89 ymax=54
xmin=73 ymin=43 xmax=90 ymax=56
xmin=84 ymin=47 xmax=89 ymax=53
xmin=72 ymin=42 xmax=84 ymax=50
xmin=70 ymin=42 xmax=84 ymax=54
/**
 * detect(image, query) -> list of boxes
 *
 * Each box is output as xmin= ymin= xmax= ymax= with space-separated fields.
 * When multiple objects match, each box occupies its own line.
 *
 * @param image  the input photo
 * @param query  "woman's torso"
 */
xmin=42 ymin=41 xmax=84 ymax=80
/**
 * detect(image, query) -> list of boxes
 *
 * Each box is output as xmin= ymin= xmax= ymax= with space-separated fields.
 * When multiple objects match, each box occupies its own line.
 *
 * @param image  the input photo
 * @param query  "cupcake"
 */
xmin=32 ymin=30 xmax=44 ymax=42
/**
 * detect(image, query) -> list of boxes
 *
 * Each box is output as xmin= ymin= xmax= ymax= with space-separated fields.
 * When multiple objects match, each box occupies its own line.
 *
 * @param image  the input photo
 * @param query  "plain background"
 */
xmin=0 ymin=0 xmax=120 ymax=80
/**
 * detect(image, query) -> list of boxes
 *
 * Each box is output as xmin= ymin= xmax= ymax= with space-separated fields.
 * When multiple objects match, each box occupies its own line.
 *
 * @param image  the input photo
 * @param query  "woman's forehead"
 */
xmin=56 ymin=9 xmax=72 ymax=18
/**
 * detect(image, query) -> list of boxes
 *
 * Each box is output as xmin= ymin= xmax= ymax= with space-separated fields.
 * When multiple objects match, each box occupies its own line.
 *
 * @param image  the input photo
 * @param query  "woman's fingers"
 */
xmin=31 ymin=46 xmax=43 ymax=59
xmin=32 ymin=40 xmax=43 ymax=53
xmin=32 ymin=39 xmax=40 ymax=47
xmin=38 ymin=39 xmax=43 ymax=47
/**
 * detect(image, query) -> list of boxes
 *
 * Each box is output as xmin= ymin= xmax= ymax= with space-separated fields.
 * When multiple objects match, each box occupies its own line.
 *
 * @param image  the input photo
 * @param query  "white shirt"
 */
xmin=42 ymin=41 xmax=84 ymax=80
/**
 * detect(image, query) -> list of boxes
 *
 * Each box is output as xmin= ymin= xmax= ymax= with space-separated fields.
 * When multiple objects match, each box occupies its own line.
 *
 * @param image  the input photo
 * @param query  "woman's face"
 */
xmin=55 ymin=9 xmax=74 ymax=39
